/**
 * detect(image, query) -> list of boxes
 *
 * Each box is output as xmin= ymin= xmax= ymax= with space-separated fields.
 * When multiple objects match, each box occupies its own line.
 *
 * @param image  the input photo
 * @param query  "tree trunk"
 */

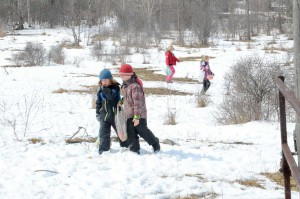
xmin=26 ymin=0 xmax=31 ymax=27
xmin=293 ymin=0 xmax=300 ymax=181
xmin=246 ymin=0 xmax=250 ymax=40
xmin=17 ymin=0 xmax=25 ymax=30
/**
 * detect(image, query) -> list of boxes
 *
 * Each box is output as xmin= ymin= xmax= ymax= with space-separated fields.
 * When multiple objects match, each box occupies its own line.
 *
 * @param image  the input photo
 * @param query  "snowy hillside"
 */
xmin=0 ymin=28 xmax=298 ymax=199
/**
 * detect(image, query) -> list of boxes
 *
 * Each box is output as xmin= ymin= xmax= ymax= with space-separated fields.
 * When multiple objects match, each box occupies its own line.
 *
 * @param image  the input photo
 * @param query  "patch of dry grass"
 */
xmin=119 ymin=67 xmax=198 ymax=83
xmin=173 ymin=192 xmax=217 ymax=199
xmin=61 ymin=43 xmax=83 ymax=49
xmin=261 ymin=171 xmax=300 ymax=191
xmin=53 ymin=85 xmax=191 ymax=96
xmin=145 ymin=87 xmax=190 ymax=96
xmin=54 ymin=68 xmax=195 ymax=96
xmin=179 ymin=56 xmax=215 ymax=62
xmin=28 ymin=138 xmax=44 ymax=144
xmin=179 ymin=56 xmax=202 ymax=62
xmin=65 ymin=137 xmax=97 ymax=144
xmin=263 ymin=45 xmax=290 ymax=53
xmin=185 ymin=173 xmax=205 ymax=181
xmin=234 ymin=179 xmax=265 ymax=189
xmin=53 ymin=85 xmax=98 ymax=94
xmin=218 ymin=141 xmax=253 ymax=145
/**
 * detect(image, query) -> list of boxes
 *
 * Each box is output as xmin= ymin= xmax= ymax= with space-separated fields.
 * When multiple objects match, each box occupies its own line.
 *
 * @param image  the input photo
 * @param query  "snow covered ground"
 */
xmin=0 ymin=28 xmax=298 ymax=199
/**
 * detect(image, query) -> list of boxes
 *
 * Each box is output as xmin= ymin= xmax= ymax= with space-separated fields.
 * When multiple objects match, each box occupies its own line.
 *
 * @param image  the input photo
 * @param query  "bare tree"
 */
xmin=246 ymin=0 xmax=251 ymax=40
xmin=139 ymin=0 xmax=161 ymax=34
xmin=26 ymin=0 xmax=31 ymax=27
xmin=16 ymin=0 xmax=25 ymax=29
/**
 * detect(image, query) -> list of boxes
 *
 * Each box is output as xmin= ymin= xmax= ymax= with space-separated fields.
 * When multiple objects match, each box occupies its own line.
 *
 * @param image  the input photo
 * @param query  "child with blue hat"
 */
xmin=96 ymin=68 xmax=128 ymax=155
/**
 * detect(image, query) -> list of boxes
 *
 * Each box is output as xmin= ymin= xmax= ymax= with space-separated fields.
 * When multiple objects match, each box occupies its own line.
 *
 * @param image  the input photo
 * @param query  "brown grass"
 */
xmin=179 ymin=56 xmax=215 ymax=62
xmin=53 ymin=85 xmax=98 ymax=94
xmin=185 ymin=173 xmax=205 ymax=181
xmin=173 ymin=192 xmax=217 ymax=199
xmin=62 ymin=43 xmax=83 ymax=49
xmin=145 ymin=87 xmax=190 ymax=96
xmin=53 ymin=85 xmax=191 ymax=96
xmin=65 ymin=136 xmax=120 ymax=144
xmin=234 ymin=179 xmax=265 ymax=189
xmin=261 ymin=171 xmax=300 ymax=191
xmin=218 ymin=141 xmax=253 ymax=145
xmin=54 ymin=67 xmax=195 ymax=96
xmin=52 ymin=88 xmax=90 ymax=94
xmin=28 ymin=138 xmax=44 ymax=144
xmin=123 ymin=67 xmax=198 ymax=83
xmin=65 ymin=137 xmax=97 ymax=144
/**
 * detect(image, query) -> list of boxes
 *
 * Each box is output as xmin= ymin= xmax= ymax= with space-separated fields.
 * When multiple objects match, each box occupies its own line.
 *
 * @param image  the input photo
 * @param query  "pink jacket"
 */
xmin=121 ymin=77 xmax=147 ymax=119
xmin=201 ymin=66 xmax=214 ymax=79
xmin=165 ymin=51 xmax=180 ymax=66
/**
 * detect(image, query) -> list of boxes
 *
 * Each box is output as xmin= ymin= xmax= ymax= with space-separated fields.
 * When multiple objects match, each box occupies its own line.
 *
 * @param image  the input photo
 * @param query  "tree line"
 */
xmin=0 ymin=0 xmax=293 ymax=46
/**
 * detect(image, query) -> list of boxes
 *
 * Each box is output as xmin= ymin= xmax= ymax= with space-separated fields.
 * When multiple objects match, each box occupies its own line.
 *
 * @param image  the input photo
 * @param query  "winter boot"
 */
xmin=152 ymin=138 xmax=160 ymax=152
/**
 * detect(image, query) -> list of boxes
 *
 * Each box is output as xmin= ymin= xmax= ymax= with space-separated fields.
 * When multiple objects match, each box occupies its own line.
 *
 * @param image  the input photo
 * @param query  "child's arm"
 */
xmin=165 ymin=51 xmax=171 ymax=66
xmin=102 ymin=87 xmax=118 ymax=101
xmin=95 ymin=88 xmax=102 ymax=121
xmin=131 ymin=84 xmax=145 ymax=119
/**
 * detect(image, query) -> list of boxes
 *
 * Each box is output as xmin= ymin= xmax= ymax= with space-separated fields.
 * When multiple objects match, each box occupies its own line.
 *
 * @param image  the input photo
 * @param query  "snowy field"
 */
xmin=0 ymin=28 xmax=298 ymax=199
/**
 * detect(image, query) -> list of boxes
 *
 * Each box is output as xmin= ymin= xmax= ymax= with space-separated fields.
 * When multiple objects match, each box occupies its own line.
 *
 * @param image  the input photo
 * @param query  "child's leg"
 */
xmin=112 ymin=122 xmax=129 ymax=147
xmin=169 ymin=65 xmax=175 ymax=82
xmin=166 ymin=65 xmax=175 ymax=82
xmin=126 ymin=119 xmax=140 ymax=153
xmin=99 ymin=120 xmax=111 ymax=153
xmin=204 ymin=79 xmax=211 ymax=92
xmin=201 ymin=79 xmax=207 ymax=94
xmin=135 ymin=119 xmax=159 ymax=146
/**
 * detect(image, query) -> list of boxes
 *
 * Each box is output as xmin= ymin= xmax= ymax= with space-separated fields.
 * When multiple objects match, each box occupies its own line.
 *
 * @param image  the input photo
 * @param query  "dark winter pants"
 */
xmin=126 ymin=118 xmax=157 ymax=152
xmin=99 ymin=120 xmax=116 ymax=152
xmin=201 ymin=79 xmax=211 ymax=94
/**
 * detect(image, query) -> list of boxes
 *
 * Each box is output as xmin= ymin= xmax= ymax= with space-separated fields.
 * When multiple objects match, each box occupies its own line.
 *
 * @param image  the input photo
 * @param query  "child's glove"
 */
xmin=96 ymin=113 xmax=101 ymax=122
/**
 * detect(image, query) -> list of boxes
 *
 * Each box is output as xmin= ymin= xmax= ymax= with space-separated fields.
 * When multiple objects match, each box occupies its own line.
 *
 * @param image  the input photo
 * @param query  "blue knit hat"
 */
xmin=99 ymin=69 xmax=112 ymax=80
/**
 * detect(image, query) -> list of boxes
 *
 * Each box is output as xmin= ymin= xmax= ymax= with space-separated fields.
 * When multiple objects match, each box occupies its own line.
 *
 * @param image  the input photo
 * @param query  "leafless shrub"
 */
xmin=91 ymin=41 xmax=103 ymax=61
xmin=12 ymin=42 xmax=46 ymax=66
xmin=0 ymin=93 xmax=43 ymax=140
xmin=164 ymin=91 xmax=177 ymax=125
xmin=73 ymin=56 xmax=84 ymax=67
xmin=48 ymin=45 xmax=66 ymax=65
xmin=216 ymin=55 xmax=284 ymax=125
xmin=196 ymin=91 xmax=209 ymax=108
xmin=164 ymin=108 xmax=176 ymax=125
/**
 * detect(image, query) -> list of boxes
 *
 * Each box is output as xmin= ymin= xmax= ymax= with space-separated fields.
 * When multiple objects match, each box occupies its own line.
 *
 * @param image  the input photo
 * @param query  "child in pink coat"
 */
xmin=200 ymin=56 xmax=214 ymax=94
xmin=165 ymin=45 xmax=180 ymax=83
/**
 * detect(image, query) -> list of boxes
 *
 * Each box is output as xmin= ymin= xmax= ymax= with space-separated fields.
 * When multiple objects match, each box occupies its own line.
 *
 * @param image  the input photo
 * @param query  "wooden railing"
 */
xmin=275 ymin=76 xmax=300 ymax=199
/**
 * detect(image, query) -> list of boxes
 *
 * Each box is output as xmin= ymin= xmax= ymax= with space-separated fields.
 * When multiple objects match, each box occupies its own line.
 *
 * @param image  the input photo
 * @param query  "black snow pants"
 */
xmin=98 ymin=120 xmax=116 ymax=153
xmin=126 ymin=118 xmax=158 ymax=153
xmin=201 ymin=79 xmax=211 ymax=94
